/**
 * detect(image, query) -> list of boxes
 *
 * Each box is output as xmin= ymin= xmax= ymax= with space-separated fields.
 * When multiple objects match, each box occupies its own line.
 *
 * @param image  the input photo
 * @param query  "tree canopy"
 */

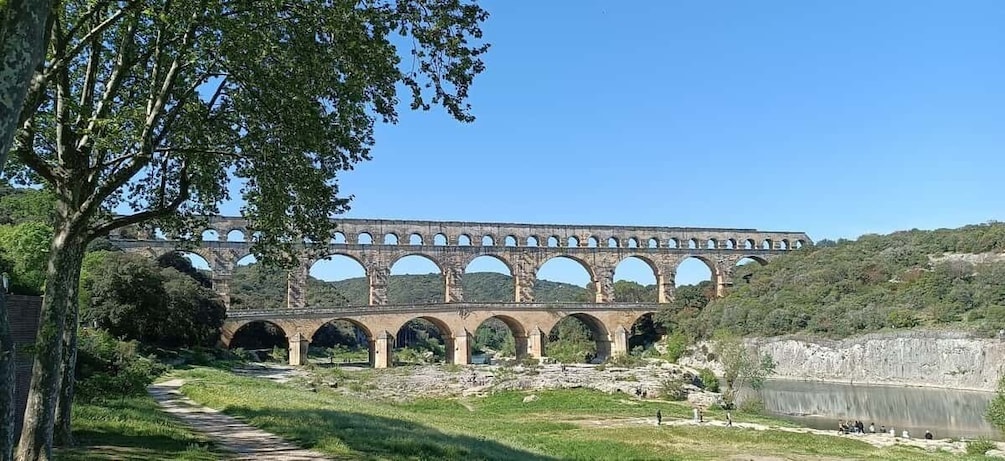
xmin=5 ymin=1 xmax=490 ymax=457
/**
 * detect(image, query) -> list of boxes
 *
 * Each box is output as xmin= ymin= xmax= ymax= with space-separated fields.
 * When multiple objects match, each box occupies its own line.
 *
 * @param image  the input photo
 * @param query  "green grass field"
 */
xmin=56 ymin=396 xmax=222 ymax=460
xmin=164 ymin=366 xmax=995 ymax=460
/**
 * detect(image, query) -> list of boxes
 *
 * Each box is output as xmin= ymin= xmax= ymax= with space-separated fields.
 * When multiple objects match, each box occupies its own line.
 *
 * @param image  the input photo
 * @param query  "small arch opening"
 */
xmin=358 ymin=232 xmax=373 ymax=245
xmin=526 ymin=236 xmax=539 ymax=247
xmin=567 ymin=236 xmax=580 ymax=247
xmin=504 ymin=235 xmax=517 ymax=247
xmin=384 ymin=233 xmax=399 ymax=245
xmin=433 ymin=233 xmax=448 ymax=246
xmin=547 ymin=236 xmax=559 ymax=247
xmin=201 ymin=229 xmax=220 ymax=241
xmin=587 ymin=237 xmax=599 ymax=248
xmin=482 ymin=235 xmax=495 ymax=246
xmin=331 ymin=232 xmax=347 ymax=244
xmin=607 ymin=237 xmax=619 ymax=248
xmin=409 ymin=233 xmax=423 ymax=245
xmin=458 ymin=234 xmax=472 ymax=246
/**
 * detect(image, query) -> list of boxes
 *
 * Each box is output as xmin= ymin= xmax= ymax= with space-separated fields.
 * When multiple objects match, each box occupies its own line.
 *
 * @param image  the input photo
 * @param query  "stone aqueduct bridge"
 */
xmin=109 ymin=216 xmax=811 ymax=367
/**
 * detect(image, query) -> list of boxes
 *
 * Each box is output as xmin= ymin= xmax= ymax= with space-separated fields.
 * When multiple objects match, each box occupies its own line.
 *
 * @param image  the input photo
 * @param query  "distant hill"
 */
xmin=673 ymin=222 xmax=1005 ymax=340
xmin=228 ymin=266 xmax=594 ymax=308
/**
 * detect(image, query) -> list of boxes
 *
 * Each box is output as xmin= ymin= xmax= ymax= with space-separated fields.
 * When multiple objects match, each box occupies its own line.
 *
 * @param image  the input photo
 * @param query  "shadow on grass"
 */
xmin=56 ymin=397 xmax=220 ymax=461
xmin=225 ymin=405 xmax=558 ymax=460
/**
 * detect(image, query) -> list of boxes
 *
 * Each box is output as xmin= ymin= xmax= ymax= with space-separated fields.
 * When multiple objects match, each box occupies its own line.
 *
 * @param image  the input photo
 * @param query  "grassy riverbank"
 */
xmin=168 ymin=366 xmax=993 ymax=460
xmin=57 ymin=396 xmax=220 ymax=460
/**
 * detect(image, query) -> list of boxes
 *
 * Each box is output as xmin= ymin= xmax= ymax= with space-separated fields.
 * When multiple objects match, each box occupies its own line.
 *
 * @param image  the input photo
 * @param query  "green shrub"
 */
xmin=660 ymin=379 xmax=686 ymax=401
xmin=738 ymin=396 xmax=765 ymax=414
xmin=269 ymin=346 xmax=288 ymax=363
xmin=605 ymin=353 xmax=643 ymax=368
xmin=965 ymin=437 xmax=995 ymax=455
xmin=664 ymin=332 xmax=687 ymax=363
xmin=76 ymin=328 xmax=169 ymax=401
xmin=887 ymin=309 xmax=920 ymax=328
xmin=698 ymin=368 xmax=719 ymax=392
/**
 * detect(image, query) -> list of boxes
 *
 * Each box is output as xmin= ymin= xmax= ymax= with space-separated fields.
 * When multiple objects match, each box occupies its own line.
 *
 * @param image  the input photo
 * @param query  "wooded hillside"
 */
xmin=666 ymin=222 xmax=1005 ymax=340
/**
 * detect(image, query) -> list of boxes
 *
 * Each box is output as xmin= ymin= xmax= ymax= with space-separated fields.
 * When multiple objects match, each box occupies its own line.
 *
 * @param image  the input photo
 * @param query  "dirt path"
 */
xmin=148 ymin=379 xmax=332 ymax=460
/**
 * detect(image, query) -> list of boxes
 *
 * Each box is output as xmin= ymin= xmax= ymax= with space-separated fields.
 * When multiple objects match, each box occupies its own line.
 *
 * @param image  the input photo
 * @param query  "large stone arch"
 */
xmin=465 ymin=314 xmax=530 ymax=362
xmin=222 ymin=319 xmax=289 ymax=349
xmin=392 ymin=315 xmax=460 ymax=365
xmin=540 ymin=312 xmax=613 ymax=363
xmin=310 ymin=317 xmax=374 ymax=343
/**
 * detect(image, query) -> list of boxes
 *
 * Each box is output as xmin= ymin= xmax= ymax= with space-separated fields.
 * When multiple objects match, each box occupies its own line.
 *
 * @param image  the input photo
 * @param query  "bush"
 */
xmin=886 ymin=309 xmax=920 ymax=328
xmin=698 ymin=368 xmax=719 ymax=392
xmin=269 ymin=346 xmax=288 ymax=363
xmin=606 ymin=353 xmax=644 ymax=368
xmin=738 ymin=396 xmax=766 ymax=415
xmin=660 ymin=379 xmax=687 ymax=401
xmin=75 ymin=329 xmax=169 ymax=401
xmin=965 ymin=438 xmax=995 ymax=455
xmin=664 ymin=331 xmax=687 ymax=363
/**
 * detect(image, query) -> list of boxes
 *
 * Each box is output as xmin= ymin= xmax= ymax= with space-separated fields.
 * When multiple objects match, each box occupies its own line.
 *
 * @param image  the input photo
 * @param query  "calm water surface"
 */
xmin=741 ymin=380 xmax=1000 ymax=440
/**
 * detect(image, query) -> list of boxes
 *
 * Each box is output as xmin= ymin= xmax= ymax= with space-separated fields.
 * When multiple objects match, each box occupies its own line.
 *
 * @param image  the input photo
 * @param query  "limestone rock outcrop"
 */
xmin=682 ymin=330 xmax=1005 ymax=391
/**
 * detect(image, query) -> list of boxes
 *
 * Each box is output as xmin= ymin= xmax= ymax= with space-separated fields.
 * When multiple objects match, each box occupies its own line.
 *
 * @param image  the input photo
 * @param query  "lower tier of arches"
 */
xmin=222 ymin=309 xmax=654 ymax=368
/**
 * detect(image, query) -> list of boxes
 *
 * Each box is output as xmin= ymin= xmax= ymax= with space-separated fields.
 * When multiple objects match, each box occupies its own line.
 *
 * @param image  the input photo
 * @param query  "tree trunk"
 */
xmin=15 ymin=228 xmax=85 ymax=461
xmin=1 ymin=289 xmax=14 ymax=461
xmin=52 ymin=284 xmax=79 ymax=447
xmin=0 ymin=2 xmax=53 ymax=455
xmin=0 ymin=0 xmax=54 ymax=164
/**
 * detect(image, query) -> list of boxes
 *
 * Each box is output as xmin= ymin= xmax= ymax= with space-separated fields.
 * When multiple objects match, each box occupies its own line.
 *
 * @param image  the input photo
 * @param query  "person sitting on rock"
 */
xmin=924 ymin=430 xmax=933 ymax=440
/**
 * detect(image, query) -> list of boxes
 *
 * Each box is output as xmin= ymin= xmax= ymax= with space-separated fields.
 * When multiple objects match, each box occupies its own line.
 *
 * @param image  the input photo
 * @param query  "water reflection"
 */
xmin=740 ymin=379 xmax=1000 ymax=440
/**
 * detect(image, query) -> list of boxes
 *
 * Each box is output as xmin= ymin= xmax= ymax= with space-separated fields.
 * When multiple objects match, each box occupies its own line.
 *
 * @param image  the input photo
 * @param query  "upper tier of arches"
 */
xmin=112 ymin=216 xmax=812 ymax=252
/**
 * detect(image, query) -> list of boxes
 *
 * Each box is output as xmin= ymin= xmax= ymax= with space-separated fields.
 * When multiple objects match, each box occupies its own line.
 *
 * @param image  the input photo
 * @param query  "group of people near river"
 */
xmin=839 ymin=420 xmax=934 ymax=440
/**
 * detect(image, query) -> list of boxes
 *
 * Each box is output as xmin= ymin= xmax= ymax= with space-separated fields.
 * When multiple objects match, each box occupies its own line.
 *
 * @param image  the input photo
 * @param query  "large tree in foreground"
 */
xmin=5 ymin=1 xmax=488 ymax=458
xmin=1 ymin=1 xmax=59 ymax=459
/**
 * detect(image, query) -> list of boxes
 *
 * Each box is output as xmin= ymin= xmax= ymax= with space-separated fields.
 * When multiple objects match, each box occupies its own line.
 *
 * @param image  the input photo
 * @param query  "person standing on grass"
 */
xmin=726 ymin=412 xmax=733 ymax=427
xmin=656 ymin=409 xmax=662 ymax=426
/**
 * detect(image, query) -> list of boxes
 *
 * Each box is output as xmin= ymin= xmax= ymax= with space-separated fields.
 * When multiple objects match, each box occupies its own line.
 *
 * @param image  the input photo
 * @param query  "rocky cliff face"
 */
xmin=682 ymin=330 xmax=1005 ymax=391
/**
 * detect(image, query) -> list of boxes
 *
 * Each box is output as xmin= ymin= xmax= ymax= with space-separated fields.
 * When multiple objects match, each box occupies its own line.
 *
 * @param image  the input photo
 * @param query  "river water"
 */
xmin=740 ymin=379 xmax=1000 ymax=440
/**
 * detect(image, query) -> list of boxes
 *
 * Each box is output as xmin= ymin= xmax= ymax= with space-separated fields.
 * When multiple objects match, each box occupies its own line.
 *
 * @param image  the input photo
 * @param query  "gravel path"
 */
xmin=148 ymin=379 xmax=332 ymax=460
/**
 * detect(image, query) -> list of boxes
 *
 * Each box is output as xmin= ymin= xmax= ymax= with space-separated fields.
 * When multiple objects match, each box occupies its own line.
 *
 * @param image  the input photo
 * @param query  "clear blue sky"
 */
xmin=205 ymin=0 xmax=1005 ymax=289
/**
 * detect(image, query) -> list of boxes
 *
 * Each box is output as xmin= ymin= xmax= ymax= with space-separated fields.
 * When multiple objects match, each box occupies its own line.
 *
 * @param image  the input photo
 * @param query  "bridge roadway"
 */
xmin=222 ymin=302 xmax=659 ymax=368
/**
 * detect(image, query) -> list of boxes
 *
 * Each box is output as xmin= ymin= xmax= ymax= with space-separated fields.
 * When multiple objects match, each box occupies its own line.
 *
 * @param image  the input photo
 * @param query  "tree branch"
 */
xmin=82 ymin=10 xmax=139 ymax=161
xmin=13 ymin=120 xmax=59 ymax=185
xmin=45 ymin=3 xmax=134 ymax=79
xmin=86 ymin=164 xmax=191 ymax=239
